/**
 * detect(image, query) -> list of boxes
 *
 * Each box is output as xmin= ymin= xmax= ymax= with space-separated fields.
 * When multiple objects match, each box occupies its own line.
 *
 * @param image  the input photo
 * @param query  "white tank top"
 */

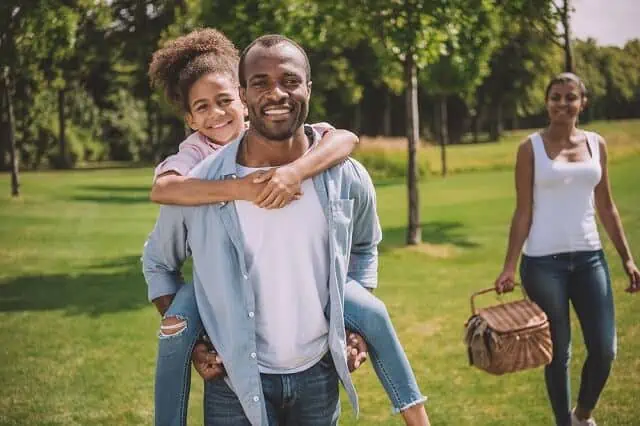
xmin=523 ymin=131 xmax=603 ymax=256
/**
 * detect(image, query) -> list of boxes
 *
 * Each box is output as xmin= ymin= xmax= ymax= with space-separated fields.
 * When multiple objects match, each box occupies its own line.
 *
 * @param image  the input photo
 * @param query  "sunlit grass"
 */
xmin=1 ymin=130 xmax=639 ymax=425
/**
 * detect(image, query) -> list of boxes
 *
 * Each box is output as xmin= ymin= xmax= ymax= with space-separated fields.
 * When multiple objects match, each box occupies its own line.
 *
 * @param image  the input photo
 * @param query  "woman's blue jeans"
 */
xmin=520 ymin=250 xmax=617 ymax=426
xmin=153 ymin=281 xmax=425 ymax=426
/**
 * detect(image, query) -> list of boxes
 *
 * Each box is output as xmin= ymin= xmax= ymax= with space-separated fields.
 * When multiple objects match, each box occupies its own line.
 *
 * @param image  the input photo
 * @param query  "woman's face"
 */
xmin=186 ymin=72 xmax=246 ymax=144
xmin=546 ymin=81 xmax=584 ymax=125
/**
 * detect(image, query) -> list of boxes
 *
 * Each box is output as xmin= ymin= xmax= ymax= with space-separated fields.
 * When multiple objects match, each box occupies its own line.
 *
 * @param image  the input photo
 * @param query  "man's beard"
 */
xmin=248 ymin=103 xmax=308 ymax=141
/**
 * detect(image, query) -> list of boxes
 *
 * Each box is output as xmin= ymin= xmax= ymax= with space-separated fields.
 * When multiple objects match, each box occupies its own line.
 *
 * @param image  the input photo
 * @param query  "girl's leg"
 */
xmin=155 ymin=284 xmax=204 ymax=426
xmin=569 ymin=250 xmax=616 ymax=420
xmin=343 ymin=280 xmax=428 ymax=425
xmin=520 ymin=254 xmax=572 ymax=426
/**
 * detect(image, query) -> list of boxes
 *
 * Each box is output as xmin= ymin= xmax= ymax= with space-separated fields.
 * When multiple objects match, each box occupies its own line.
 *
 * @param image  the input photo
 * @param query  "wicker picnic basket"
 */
xmin=464 ymin=286 xmax=553 ymax=375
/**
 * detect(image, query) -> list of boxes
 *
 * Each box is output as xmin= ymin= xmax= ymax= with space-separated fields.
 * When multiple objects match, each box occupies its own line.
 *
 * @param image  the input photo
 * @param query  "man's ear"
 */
xmin=185 ymin=112 xmax=196 ymax=131
xmin=307 ymin=80 xmax=312 ymax=97
xmin=239 ymin=86 xmax=247 ymax=108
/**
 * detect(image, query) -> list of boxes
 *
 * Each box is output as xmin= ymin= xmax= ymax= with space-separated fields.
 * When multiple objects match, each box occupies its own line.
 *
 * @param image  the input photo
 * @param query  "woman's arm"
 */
xmin=495 ymin=140 xmax=534 ymax=293
xmin=594 ymin=136 xmax=640 ymax=292
xmin=253 ymin=128 xmax=360 ymax=209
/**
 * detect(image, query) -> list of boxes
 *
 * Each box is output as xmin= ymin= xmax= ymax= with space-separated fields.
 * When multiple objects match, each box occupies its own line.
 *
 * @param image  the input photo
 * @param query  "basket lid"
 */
xmin=476 ymin=299 xmax=548 ymax=333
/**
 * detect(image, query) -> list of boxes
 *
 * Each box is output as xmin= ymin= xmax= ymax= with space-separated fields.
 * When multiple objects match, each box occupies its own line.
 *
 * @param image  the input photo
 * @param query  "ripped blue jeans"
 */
xmin=154 ymin=282 xmax=425 ymax=426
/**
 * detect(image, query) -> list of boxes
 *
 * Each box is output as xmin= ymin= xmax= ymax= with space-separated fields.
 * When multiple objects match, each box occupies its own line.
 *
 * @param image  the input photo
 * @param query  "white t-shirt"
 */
xmin=235 ymin=165 xmax=330 ymax=374
xmin=523 ymin=131 xmax=603 ymax=256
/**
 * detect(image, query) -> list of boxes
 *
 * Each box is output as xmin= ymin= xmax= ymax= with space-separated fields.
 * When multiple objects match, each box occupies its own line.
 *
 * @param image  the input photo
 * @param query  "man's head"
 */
xmin=239 ymin=35 xmax=312 ymax=141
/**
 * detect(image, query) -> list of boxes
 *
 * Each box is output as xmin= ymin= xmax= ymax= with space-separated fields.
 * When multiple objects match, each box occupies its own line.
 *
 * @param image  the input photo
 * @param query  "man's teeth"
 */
xmin=264 ymin=108 xmax=290 ymax=115
xmin=213 ymin=122 xmax=229 ymax=129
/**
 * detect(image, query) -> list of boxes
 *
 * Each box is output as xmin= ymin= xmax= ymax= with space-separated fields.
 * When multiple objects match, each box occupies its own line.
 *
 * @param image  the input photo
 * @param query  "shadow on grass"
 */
xmin=0 ymin=255 xmax=151 ymax=316
xmin=70 ymin=184 xmax=151 ymax=204
xmin=381 ymin=221 xmax=478 ymax=252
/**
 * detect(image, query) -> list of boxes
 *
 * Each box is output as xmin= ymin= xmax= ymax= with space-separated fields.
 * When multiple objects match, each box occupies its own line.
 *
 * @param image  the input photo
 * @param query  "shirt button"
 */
xmin=243 ymin=274 xmax=248 ymax=280
xmin=250 ymin=352 xmax=257 ymax=359
xmin=248 ymin=311 xmax=255 ymax=318
xmin=253 ymin=396 xmax=259 ymax=402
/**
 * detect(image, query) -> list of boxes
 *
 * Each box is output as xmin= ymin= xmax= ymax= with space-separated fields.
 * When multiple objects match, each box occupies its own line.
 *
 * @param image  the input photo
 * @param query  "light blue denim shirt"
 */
xmin=142 ymin=127 xmax=382 ymax=425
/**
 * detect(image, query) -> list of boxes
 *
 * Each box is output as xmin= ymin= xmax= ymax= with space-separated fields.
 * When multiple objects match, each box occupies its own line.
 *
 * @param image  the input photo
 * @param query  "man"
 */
xmin=143 ymin=34 xmax=381 ymax=425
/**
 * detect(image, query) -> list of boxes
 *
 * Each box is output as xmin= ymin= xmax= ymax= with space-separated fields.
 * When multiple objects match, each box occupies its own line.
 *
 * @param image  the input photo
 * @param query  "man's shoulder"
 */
xmin=325 ymin=157 xmax=375 ymax=198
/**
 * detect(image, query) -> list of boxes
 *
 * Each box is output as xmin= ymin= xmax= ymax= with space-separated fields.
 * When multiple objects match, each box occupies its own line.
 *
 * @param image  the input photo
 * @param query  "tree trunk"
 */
xmin=561 ymin=0 xmax=574 ymax=73
xmin=383 ymin=91 xmax=392 ymax=136
xmin=404 ymin=55 xmax=421 ymax=245
xmin=146 ymin=96 xmax=155 ymax=160
xmin=2 ymin=69 xmax=19 ymax=196
xmin=439 ymin=95 xmax=448 ymax=177
xmin=58 ymin=89 xmax=71 ymax=168
xmin=489 ymin=101 xmax=503 ymax=141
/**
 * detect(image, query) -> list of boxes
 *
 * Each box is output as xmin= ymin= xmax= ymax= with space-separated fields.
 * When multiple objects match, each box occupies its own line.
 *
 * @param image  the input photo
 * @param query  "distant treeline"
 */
xmin=1 ymin=0 xmax=639 ymax=170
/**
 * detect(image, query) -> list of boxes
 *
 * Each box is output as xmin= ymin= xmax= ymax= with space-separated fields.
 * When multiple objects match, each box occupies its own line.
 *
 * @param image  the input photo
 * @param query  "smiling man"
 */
xmin=143 ymin=34 xmax=380 ymax=425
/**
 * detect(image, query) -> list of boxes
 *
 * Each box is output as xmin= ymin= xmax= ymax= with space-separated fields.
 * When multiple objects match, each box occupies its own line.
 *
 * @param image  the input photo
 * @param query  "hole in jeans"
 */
xmin=159 ymin=316 xmax=187 ymax=337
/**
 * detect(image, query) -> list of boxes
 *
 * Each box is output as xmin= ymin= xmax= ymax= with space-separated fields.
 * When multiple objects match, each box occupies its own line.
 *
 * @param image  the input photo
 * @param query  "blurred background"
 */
xmin=2 ymin=0 xmax=639 ymax=175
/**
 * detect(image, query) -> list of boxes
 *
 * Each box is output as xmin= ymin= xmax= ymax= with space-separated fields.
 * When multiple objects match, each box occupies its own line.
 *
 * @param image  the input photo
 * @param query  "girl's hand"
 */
xmin=237 ymin=170 xmax=270 ymax=202
xmin=494 ymin=269 xmax=516 ymax=294
xmin=253 ymin=166 xmax=303 ymax=209
xmin=624 ymin=259 xmax=640 ymax=293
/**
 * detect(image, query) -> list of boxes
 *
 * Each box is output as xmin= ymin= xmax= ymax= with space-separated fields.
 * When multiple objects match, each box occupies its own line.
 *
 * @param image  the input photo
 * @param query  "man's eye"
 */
xmin=285 ymin=79 xmax=299 ymax=86
xmin=252 ymin=81 xmax=266 ymax=88
xmin=220 ymin=99 xmax=232 ymax=106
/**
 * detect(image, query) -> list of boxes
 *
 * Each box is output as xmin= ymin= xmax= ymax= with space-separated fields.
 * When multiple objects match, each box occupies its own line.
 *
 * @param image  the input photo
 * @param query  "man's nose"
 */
xmin=266 ymin=84 xmax=288 ymax=103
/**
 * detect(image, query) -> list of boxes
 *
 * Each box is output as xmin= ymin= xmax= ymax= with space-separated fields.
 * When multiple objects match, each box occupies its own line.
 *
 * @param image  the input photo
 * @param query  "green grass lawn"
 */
xmin=1 ymin=135 xmax=639 ymax=425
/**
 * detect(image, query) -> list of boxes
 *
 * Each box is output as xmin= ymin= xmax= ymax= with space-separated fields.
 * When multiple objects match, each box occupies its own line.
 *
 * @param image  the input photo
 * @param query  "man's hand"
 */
xmin=152 ymin=294 xmax=175 ymax=316
xmin=192 ymin=342 xmax=225 ymax=381
xmin=252 ymin=166 xmax=303 ymax=209
xmin=346 ymin=330 xmax=368 ymax=372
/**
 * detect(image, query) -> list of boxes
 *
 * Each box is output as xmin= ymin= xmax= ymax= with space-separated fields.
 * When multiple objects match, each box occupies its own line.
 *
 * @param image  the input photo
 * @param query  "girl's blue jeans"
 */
xmin=520 ymin=250 xmax=617 ymax=426
xmin=154 ymin=281 xmax=425 ymax=426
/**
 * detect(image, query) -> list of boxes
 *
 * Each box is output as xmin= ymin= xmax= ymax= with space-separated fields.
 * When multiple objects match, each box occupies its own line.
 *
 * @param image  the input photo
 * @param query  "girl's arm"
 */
xmin=151 ymin=171 xmax=264 ymax=206
xmin=494 ymin=140 xmax=534 ymax=293
xmin=150 ymin=137 xmax=267 ymax=206
xmin=594 ymin=136 xmax=640 ymax=292
xmin=253 ymin=127 xmax=359 ymax=209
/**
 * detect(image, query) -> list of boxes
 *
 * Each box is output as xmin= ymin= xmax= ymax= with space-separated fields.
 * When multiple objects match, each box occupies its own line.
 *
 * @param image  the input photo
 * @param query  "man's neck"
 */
xmin=238 ymin=126 xmax=309 ymax=167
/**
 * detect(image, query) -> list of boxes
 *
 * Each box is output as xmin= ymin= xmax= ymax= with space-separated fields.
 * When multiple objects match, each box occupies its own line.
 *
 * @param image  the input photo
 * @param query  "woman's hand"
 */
xmin=494 ymin=268 xmax=516 ymax=294
xmin=624 ymin=259 xmax=640 ymax=293
xmin=252 ymin=166 xmax=303 ymax=209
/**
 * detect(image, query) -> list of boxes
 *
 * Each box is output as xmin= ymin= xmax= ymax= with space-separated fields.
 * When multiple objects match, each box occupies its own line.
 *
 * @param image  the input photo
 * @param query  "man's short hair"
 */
xmin=238 ymin=34 xmax=311 ymax=88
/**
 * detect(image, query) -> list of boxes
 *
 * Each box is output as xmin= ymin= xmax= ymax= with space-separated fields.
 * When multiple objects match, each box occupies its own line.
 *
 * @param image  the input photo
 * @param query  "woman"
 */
xmin=494 ymin=72 xmax=639 ymax=426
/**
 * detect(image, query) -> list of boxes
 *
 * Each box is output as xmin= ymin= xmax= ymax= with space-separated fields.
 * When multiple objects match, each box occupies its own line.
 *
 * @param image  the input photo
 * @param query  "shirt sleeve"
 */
xmin=309 ymin=122 xmax=336 ymax=138
xmin=141 ymin=205 xmax=190 ymax=301
xmin=153 ymin=139 xmax=209 ymax=182
xmin=345 ymin=159 xmax=382 ymax=289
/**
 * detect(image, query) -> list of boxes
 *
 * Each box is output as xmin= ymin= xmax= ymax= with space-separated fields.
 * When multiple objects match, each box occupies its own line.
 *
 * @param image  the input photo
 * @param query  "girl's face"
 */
xmin=546 ymin=81 xmax=584 ymax=125
xmin=186 ymin=73 xmax=246 ymax=144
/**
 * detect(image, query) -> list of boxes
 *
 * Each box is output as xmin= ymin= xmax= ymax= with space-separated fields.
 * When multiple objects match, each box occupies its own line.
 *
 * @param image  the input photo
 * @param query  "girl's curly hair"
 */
xmin=148 ymin=28 xmax=239 ymax=112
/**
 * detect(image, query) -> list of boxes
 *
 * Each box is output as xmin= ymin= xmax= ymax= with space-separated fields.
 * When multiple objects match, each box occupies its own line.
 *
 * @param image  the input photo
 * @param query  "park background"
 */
xmin=1 ymin=0 xmax=639 ymax=424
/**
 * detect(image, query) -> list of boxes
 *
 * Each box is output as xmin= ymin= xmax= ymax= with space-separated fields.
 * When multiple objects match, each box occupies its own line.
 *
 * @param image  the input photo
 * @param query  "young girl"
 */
xmin=147 ymin=28 xmax=429 ymax=426
xmin=494 ymin=72 xmax=639 ymax=426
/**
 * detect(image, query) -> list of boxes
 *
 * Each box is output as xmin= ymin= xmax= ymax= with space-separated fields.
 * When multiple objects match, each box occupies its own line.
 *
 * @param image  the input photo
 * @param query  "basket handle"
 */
xmin=469 ymin=284 xmax=525 ymax=315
